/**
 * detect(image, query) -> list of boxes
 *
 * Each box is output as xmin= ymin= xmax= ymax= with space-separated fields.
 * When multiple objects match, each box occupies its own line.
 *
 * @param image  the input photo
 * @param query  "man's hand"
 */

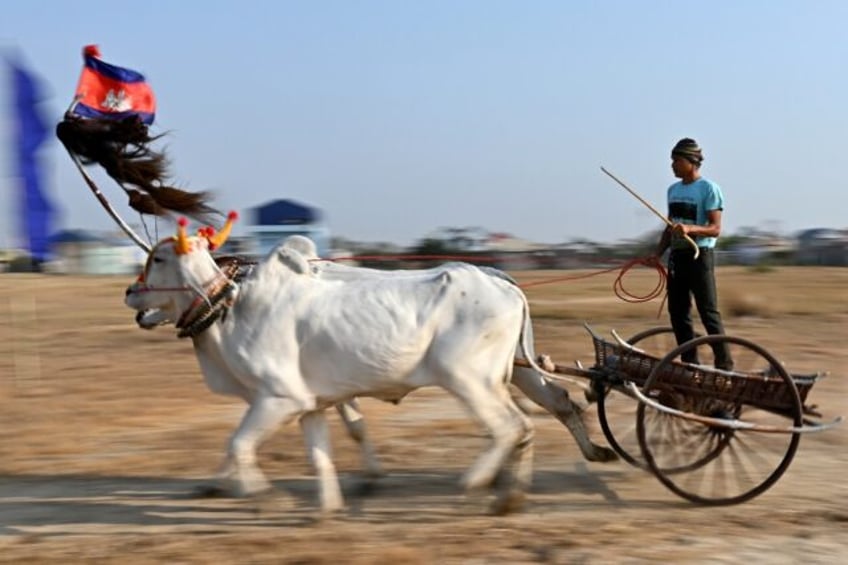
xmin=672 ymin=222 xmax=691 ymax=236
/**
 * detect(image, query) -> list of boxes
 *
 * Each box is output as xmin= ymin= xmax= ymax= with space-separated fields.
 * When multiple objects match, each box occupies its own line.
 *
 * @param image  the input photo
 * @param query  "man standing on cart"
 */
xmin=655 ymin=138 xmax=734 ymax=370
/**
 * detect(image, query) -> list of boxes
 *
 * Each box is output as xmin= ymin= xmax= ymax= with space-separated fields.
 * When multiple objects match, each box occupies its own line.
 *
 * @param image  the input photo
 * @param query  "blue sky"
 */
xmin=2 ymin=1 xmax=847 ymax=248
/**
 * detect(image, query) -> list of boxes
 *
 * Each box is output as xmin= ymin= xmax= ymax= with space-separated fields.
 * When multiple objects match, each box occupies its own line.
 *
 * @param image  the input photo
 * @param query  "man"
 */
xmin=655 ymin=138 xmax=733 ymax=369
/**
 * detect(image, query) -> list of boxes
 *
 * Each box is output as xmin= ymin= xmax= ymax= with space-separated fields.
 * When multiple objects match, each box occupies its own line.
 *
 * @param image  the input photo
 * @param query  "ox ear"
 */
xmin=275 ymin=247 xmax=312 ymax=275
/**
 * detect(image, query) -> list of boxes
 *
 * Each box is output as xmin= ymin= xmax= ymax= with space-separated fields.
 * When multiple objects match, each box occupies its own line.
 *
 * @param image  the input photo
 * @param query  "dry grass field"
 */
xmin=0 ymin=266 xmax=846 ymax=563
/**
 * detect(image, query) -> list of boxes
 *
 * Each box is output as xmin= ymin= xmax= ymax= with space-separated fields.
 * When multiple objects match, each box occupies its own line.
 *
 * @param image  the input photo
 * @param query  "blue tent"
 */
xmin=251 ymin=199 xmax=322 ymax=226
xmin=248 ymin=199 xmax=329 ymax=257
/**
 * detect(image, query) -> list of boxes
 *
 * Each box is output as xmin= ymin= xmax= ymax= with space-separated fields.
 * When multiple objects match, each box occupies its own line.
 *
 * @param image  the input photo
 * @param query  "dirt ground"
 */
xmin=0 ymin=268 xmax=846 ymax=564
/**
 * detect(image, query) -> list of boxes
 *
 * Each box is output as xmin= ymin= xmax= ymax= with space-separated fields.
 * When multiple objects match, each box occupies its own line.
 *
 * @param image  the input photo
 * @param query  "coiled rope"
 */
xmin=518 ymin=255 xmax=668 ymax=314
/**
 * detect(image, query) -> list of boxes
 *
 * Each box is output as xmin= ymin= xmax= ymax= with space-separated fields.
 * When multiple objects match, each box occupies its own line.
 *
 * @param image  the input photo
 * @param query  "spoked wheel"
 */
xmin=597 ymin=327 xmax=686 ymax=468
xmin=636 ymin=334 xmax=803 ymax=505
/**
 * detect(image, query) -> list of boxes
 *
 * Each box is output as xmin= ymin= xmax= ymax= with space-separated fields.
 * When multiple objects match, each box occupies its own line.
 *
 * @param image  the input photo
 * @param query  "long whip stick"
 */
xmin=600 ymin=166 xmax=699 ymax=259
xmin=62 ymin=98 xmax=152 ymax=252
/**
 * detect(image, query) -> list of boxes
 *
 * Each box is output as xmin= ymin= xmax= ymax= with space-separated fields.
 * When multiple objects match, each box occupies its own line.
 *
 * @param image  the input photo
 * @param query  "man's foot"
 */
xmin=715 ymin=356 xmax=734 ymax=371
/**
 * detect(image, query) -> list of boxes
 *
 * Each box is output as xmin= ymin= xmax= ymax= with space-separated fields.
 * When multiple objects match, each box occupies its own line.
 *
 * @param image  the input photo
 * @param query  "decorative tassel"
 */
xmin=83 ymin=44 xmax=101 ymax=58
xmin=207 ymin=211 xmax=238 ymax=251
xmin=174 ymin=217 xmax=193 ymax=255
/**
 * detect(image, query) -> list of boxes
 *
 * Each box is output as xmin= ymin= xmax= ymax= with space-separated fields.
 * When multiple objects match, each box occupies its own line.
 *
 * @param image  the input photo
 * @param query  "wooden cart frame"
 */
xmin=527 ymin=325 xmax=842 ymax=505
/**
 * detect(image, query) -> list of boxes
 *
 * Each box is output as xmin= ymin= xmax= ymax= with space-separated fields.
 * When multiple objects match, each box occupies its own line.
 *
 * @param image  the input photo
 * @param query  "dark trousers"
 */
xmin=667 ymin=248 xmax=733 ymax=369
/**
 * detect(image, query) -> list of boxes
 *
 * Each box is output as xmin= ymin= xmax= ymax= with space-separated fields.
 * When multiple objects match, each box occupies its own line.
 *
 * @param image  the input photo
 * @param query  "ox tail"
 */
xmin=483 ymin=265 xmax=589 ymax=391
xmin=510 ymin=285 xmax=592 ymax=392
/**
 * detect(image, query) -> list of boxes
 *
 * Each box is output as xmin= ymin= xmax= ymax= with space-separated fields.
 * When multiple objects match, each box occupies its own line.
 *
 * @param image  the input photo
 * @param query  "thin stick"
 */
xmin=64 ymin=147 xmax=152 ymax=252
xmin=600 ymin=166 xmax=699 ymax=259
xmin=62 ymin=98 xmax=152 ymax=252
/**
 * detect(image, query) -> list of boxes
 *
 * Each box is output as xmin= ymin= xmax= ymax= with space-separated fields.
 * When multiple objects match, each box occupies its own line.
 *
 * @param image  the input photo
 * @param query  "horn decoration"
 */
xmin=174 ymin=217 xmax=193 ymax=255
xmin=207 ymin=211 xmax=238 ymax=251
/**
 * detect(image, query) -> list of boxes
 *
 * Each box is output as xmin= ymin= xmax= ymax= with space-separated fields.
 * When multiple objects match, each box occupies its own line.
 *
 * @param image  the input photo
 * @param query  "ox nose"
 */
xmin=126 ymin=283 xmax=142 ymax=297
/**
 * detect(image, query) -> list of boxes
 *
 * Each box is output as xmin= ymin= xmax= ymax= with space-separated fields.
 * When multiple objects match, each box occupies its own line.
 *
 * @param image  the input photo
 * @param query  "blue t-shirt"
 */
xmin=667 ymin=178 xmax=725 ymax=249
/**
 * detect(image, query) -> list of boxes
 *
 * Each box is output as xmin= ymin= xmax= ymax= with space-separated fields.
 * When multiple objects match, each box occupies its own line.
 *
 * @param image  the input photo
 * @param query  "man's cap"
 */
xmin=671 ymin=138 xmax=704 ymax=165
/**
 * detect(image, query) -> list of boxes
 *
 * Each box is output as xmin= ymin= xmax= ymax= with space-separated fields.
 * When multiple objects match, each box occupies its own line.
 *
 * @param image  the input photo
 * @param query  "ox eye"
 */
xmin=152 ymin=257 xmax=164 ymax=264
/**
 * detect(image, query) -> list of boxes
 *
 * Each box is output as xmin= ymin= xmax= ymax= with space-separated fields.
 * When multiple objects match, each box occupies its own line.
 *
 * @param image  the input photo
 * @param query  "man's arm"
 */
xmin=673 ymin=209 xmax=723 ymax=238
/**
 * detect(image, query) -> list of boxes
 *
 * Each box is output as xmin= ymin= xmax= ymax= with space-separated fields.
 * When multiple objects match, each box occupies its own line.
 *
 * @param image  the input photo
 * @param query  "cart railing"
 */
xmin=588 ymin=330 xmax=817 ymax=415
xmin=517 ymin=324 xmax=842 ymax=506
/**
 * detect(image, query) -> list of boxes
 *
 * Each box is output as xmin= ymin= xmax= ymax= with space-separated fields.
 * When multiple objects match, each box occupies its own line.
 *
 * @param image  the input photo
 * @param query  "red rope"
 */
xmin=611 ymin=256 xmax=667 ymax=303
xmin=324 ymin=254 xmax=498 ymax=263
xmin=520 ymin=255 xmax=668 ymax=318
xmin=323 ymin=253 xmax=667 ymax=309
xmin=518 ymin=256 xmax=667 ymax=310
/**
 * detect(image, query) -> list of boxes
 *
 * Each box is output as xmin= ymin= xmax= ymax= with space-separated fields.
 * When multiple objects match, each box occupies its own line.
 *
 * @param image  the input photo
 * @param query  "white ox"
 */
xmin=282 ymin=236 xmax=615 ymax=463
xmin=125 ymin=221 xmax=547 ymax=514
xmin=136 ymin=236 xmax=616 ymax=469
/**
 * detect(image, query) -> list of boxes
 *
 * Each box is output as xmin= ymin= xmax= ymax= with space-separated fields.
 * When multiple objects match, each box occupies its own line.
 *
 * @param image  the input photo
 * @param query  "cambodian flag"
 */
xmin=71 ymin=45 xmax=156 ymax=124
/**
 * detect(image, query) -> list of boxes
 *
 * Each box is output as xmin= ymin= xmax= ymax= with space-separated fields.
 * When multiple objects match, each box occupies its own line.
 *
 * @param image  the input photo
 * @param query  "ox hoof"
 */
xmin=363 ymin=466 xmax=387 ymax=481
xmin=461 ymin=473 xmax=498 ymax=493
xmin=237 ymin=485 xmax=276 ymax=500
xmin=353 ymin=476 xmax=382 ymax=497
xmin=249 ymin=489 xmax=292 ymax=516
xmin=311 ymin=506 xmax=347 ymax=524
xmin=191 ymin=484 xmax=230 ymax=498
xmin=585 ymin=444 xmax=618 ymax=463
xmin=490 ymin=490 xmax=526 ymax=516
xmin=583 ymin=388 xmax=599 ymax=404
xmin=320 ymin=503 xmax=347 ymax=516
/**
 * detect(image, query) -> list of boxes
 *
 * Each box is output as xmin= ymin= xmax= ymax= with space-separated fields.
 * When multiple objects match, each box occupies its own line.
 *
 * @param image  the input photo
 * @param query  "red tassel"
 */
xmin=83 ymin=44 xmax=101 ymax=58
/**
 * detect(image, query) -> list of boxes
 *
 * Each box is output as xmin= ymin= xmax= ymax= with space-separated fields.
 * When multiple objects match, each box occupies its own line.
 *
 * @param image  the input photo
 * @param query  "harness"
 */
xmin=173 ymin=259 xmax=248 ymax=339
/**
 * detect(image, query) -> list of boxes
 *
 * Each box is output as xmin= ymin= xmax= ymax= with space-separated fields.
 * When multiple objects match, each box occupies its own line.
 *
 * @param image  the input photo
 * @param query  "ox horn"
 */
xmin=206 ymin=211 xmax=239 ymax=251
xmin=174 ymin=217 xmax=193 ymax=255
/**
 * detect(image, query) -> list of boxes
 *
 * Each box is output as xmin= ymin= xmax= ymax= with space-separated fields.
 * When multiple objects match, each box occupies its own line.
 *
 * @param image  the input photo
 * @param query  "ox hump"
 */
xmin=269 ymin=246 xmax=313 ymax=276
xmin=280 ymin=235 xmax=319 ymax=260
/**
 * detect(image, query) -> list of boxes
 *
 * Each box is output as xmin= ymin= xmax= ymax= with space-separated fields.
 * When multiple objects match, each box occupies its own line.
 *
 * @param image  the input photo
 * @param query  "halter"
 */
xmin=130 ymin=249 xmax=245 ymax=339
xmin=173 ymin=260 xmax=242 ymax=338
xmin=130 ymin=213 xmax=243 ymax=338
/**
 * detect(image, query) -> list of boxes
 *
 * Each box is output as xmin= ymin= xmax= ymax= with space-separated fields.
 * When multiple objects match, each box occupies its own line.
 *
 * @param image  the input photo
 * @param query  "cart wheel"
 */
xmin=636 ymin=334 xmax=803 ymax=505
xmin=597 ymin=327 xmax=685 ymax=468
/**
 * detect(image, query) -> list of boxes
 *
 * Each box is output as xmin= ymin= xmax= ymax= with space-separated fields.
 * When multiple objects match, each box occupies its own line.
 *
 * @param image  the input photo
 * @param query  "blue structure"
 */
xmin=248 ymin=199 xmax=330 ymax=258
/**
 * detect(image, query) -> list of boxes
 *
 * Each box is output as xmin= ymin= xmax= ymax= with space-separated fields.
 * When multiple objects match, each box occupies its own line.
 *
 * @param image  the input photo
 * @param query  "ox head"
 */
xmin=125 ymin=212 xmax=238 ymax=321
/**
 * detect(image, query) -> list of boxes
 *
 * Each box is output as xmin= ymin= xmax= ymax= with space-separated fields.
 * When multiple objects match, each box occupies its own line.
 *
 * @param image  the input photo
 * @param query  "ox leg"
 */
xmin=226 ymin=395 xmax=302 ymax=497
xmin=511 ymin=368 xmax=617 ymax=463
xmin=450 ymin=382 xmax=534 ymax=501
xmin=489 ymin=399 xmax=535 ymax=516
xmin=300 ymin=410 xmax=345 ymax=513
xmin=336 ymin=400 xmax=385 ymax=479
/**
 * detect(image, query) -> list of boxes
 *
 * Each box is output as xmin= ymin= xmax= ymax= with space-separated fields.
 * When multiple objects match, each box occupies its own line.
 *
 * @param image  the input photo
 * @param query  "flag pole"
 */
xmin=600 ymin=166 xmax=699 ymax=259
xmin=61 ymin=98 xmax=152 ymax=252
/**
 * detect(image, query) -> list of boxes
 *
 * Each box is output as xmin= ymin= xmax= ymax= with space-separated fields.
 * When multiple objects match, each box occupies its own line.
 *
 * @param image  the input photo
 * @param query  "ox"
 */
xmin=126 ymin=218 xmax=548 ymax=514
xmin=135 ymin=236 xmax=616 ymax=472
xmin=281 ymin=236 xmax=615 ymax=463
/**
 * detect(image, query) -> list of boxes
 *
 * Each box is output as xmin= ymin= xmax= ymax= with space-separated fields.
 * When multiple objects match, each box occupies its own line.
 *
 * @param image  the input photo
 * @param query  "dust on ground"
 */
xmin=0 ymin=271 xmax=846 ymax=564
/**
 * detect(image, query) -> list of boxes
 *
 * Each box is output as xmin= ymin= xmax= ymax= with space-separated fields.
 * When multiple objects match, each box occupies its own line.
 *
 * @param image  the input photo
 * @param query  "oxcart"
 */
xmin=54 ymin=56 xmax=841 ymax=512
xmin=522 ymin=326 xmax=842 ymax=506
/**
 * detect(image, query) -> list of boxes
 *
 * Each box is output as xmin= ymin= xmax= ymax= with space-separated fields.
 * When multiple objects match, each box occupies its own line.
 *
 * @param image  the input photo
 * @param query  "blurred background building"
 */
xmin=246 ymin=199 xmax=330 ymax=259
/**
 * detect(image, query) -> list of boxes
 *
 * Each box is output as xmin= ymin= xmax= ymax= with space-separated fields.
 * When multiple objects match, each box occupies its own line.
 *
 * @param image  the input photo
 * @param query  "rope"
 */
xmin=516 ymin=256 xmax=665 ymax=299
xmin=324 ymin=253 xmax=668 ymax=310
xmin=611 ymin=256 xmax=667 ymax=304
xmin=519 ymin=255 xmax=668 ymax=315
xmin=327 ymin=254 xmax=498 ymax=263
